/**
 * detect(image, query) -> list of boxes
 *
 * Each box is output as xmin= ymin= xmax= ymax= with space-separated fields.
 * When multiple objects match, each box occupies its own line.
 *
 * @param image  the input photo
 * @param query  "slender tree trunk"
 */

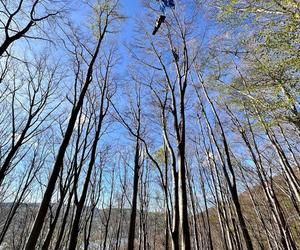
xmin=198 ymin=164 xmax=213 ymax=250
xmin=68 ymin=110 xmax=106 ymax=249
xmin=228 ymin=106 xmax=297 ymax=250
xmin=54 ymin=190 xmax=73 ymax=250
xmin=187 ymin=168 xmax=200 ymax=250
xmin=172 ymin=172 xmax=180 ymax=250
xmin=0 ymin=156 xmax=38 ymax=244
xmin=115 ymin=184 xmax=125 ymax=250
xmin=102 ymin=175 xmax=114 ymax=250
xmin=127 ymin=137 xmax=141 ymax=250
xmin=198 ymin=79 xmax=254 ymax=250
xmin=24 ymin=34 xmax=105 ymax=250
xmin=178 ymin=147 xmax=191 ymax=249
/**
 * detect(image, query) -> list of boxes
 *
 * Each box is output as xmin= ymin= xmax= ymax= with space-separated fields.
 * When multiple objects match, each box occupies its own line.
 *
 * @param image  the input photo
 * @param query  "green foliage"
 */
xmin=153 ymin=147 xmax=167 ymax=166
xmin=215 ymin=0 xmax=300 ymax=127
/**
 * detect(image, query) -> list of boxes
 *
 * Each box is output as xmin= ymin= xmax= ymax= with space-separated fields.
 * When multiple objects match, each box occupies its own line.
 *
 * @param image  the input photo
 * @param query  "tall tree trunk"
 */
xmin=228 ymin=106 xmax=297 ymax=249
xmin=126 ymin=85 xmax=143 ymax=250
xmin=68 ymin=109 xmax=106 ymax=249
xmin=54 ymin=189 xmax=74 ymax=250
xmin=102 ymin=174 xmax=114 ymax=250
xmin=187 ymin=168 xmax=200 ymax=250
xmin=24 ymin=33 xmax=105 ymax=250
xmin=197 ymin=79 xmax=254 ymax=250
xmin=127 ymin=137 xmax=141 ymax=250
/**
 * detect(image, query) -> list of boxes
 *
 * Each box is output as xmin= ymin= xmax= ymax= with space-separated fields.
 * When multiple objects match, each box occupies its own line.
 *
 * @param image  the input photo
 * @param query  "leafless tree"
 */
xmin=0 ymin=0 xmax=64 ymax=57
xmin=24 ymin=1 xmax=122 ymax=248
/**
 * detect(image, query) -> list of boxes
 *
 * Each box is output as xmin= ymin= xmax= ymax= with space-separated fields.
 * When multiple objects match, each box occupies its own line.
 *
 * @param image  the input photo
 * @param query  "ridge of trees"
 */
xmin=0 ymin=0 xmax=299 ymax=249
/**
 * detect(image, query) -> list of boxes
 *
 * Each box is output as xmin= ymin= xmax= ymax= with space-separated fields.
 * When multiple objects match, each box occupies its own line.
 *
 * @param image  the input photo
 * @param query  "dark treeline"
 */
xmin=0 ymin=0 xmax=299 ymax=249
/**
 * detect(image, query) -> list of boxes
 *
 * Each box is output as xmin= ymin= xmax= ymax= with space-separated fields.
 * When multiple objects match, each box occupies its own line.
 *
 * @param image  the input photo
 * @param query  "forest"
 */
xmin=0 ymin=0 xmax=299 ymax=249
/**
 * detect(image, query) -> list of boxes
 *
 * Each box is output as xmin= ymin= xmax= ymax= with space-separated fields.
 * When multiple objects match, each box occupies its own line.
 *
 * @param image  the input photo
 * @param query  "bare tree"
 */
xmin=24 ymin=1 xmax=122 ymax=248
xmin=0 ymin=55 xmax=61 ymax=187
xmin=0 ymin=0 xmax=63 ymax=57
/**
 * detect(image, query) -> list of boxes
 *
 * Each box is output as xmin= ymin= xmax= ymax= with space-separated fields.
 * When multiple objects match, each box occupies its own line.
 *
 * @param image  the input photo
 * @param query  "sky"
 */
xmin=122 ymin=0 xmax=141 ymax=15
xmin=118 ymin=0 xmax=144 ymax=74
xmin=121 ymin=0 xmax=141 ymax=33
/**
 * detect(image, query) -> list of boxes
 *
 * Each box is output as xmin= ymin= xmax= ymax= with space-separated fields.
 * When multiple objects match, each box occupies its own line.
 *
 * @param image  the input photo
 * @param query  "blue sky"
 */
xmin=118 ymin=0 xmax=143 ymax=74
xmin=121 ymin=0 xmax=141 ymax=31
xmin=122 ymin=0 xmax=140 ymax=15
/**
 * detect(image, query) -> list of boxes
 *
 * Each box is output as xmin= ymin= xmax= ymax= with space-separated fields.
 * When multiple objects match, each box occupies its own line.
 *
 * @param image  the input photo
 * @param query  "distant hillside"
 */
xmin=0 ymin=203 xmax=165 ymax=249
xmin=0 ymin=171 xmax=299 ymax=249
xmin=205 ymin=170 xmax=300 ymax=249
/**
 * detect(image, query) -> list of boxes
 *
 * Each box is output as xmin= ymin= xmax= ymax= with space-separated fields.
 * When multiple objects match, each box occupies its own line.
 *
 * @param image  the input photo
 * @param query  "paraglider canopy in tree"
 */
xmin=152 ymin=0 xmax=175 ymax=35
